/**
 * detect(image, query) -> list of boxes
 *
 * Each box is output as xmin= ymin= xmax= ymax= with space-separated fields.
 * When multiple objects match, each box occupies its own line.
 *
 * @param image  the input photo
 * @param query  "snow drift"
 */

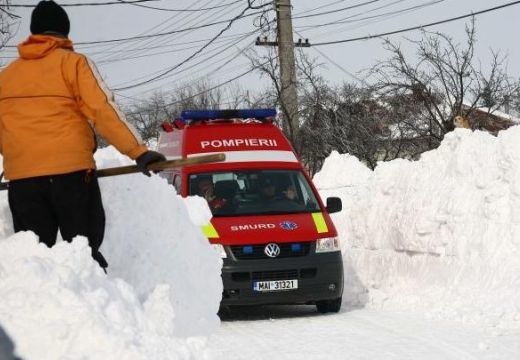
xmin=315 ymin=128 xmax=520 ymax=333
xmin=0 ymin=147 xmax=222 ymax=359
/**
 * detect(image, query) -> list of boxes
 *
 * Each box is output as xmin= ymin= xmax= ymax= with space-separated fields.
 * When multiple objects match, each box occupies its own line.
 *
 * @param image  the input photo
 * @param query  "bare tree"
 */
xmin=370 ymin=19 xmax=517 ymax=141
xmin=122 ymin=80 xmax=253 ymax=146
xmin=248 ymin=47 xmax=333 ymax=155
xmin=0 ymin=1 xmax=16 ymax=51
xmin=123 ymin=91 xmax=176 ymax=146
xmin=249 ymin=47 xmax=400 ymax=172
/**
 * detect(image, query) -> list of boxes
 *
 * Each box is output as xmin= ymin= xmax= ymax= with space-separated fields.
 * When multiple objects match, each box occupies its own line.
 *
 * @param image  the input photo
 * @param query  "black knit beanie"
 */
xmin=30 ymin=1 xmax=70 ymax=37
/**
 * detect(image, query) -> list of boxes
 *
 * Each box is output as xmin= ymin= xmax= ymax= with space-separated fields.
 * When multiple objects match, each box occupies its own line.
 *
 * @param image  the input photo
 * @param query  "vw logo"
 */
xmin=264 ymin=243 xmax=281 ymax=258
xmin=280 ymin=221 xmax=298 ymax=230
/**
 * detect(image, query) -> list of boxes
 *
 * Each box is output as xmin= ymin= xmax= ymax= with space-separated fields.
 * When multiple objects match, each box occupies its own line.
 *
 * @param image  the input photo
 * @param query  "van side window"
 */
xmin=297 ymin=176 xmax=314 ymax=207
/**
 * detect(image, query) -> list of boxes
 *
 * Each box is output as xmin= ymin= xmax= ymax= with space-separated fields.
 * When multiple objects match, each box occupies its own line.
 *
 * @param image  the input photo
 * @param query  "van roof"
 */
xmin=158 ymin=115 xmax=300 ymax=167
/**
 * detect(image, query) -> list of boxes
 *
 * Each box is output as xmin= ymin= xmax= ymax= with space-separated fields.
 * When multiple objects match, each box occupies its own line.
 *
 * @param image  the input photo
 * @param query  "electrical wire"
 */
xmin=122 ymin=64 xmax=264 ymax=109
xmin=294 ymin=29 xmax=367 ymax=85
xmin=95 ymin=33 xmax=249 ymax=65
xmin=115 ymin=15 xmax=275 ymax=98
xmin=115 ymin=0 xmax=247 ymax=12
xmin=110 ymin=30 xmax=255 ymax=88
xmin=292 ymin=0 xmax=348 ymax=16
xmin=3 ymin=8 xmax=266 ymax=48
xmin=96 ymin=0 xmax=232 ymax=62
xmin=113 ymin=2 xmax=269 ymax=91
xmin=302 ymin=0 xmax=443 ymax=42
xmin=7 ymin=0 xmax=155 ymax=7
xmin=293 ymin=0 xmax=383 ymax=19
xmin=296 ymin=0 xmax=410 ymax=29
xmin=82 ymin=10 xmax=263 ymax=46
xmin=312 ymin=0 xmax=520 ymax=46
xmin=297 ymin=0 xmax=444 ymax=31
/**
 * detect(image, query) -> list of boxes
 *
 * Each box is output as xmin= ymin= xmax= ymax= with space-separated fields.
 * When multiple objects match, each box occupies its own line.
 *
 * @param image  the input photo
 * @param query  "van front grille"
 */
xmin=230 ymin=242 xmax=311 ymax=260
xmin=252 ymin=269 xmax=298 ymax=281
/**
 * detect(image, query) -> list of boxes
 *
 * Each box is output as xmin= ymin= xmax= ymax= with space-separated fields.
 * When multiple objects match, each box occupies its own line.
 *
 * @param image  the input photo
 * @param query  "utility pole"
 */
xmin=256 ymin=0 xmax=303 ymax=145
xmin=276 ymin=0 xmax=298 ymax=143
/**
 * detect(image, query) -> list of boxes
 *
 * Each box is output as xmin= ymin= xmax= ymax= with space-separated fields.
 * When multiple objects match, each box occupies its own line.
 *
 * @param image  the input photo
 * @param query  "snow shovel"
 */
xmin=0 ymin=153 xmax=225 ymax=191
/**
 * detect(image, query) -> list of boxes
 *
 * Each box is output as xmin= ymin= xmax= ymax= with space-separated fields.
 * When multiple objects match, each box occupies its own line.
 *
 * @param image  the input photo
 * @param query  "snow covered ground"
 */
xmin=208 ymin=306 xmax=520 ymax=360
xmin=2 ymin=127 xmax=520 ymax=359
xmin=0 ymin=148 xmax=222 ymax=360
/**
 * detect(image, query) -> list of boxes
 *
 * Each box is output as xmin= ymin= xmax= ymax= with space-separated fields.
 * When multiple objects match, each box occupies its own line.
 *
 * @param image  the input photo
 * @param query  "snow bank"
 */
xmin=315 ymin=128 xmax=520 ymax=333
xmin=0 ymin=147 xmax=222 ymax=359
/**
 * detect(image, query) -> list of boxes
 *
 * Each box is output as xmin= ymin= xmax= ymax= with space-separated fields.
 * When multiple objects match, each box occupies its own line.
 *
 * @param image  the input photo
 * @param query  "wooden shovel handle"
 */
xmin=0 ymin=153 xmax=225 ymax=191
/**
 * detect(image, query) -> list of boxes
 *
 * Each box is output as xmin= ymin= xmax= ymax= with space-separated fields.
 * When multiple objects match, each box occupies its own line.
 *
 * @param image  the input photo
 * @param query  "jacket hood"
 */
xmin=17 ymin=34 xmax=73 ymax=60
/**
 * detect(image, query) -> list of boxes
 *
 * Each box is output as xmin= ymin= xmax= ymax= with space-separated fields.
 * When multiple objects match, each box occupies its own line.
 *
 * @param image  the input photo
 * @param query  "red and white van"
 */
xmin=159 ymin=109 xmax=344 ymax=313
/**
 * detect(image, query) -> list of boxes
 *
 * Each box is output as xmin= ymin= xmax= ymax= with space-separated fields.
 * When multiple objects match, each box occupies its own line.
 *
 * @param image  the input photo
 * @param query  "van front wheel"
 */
xmin=316 ymin=297 xmax=342 ymax=313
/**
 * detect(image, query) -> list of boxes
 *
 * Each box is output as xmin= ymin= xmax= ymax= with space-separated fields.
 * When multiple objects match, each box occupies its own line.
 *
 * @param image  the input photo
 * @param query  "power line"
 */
xmin=296 ymin=0 xmax=409 ymax=29
xmin=294 ymin=29 xmax=367 ymax=85
xmin=297 ymin=0 xmax=444 ymax=31
xmin=292 ymin=0 xmax=347 ymax=16
xmin=301 ymin=0 xmax=442 ymax=42
xmin=313 ymin=0 xmax=520 ymax=46
xmin=3 ymin=9 xmax=266 ymax=48
xmin=116 ymin=64 xmax=258 ymax=108
xmin=95 ymin=34 xmax=249 ymax=65
xmin=113 ymin=3 xmax=267 ymax=91
xmin=116 ymin=59 xmax=253 ymax=103
xmin=80 ymin=9 xmax=264 ymax=45
xmin=116 ymin=16 xmax=275 ymax=98
xmin=293 ymin=0 xmax=382 ymax=19
xmin=96 ymin=0 xmax=235 ymax=62
xmin=87 ymin=32 xmax=250 ymax=55
xmin=106 ymin=1 xmax=249 ymax=82
xmin=6 ymin=0 xmax=155 ymax=7
xmin=164 ymin=65 xmax=264 ymax=108
xmin=115 ymin=0 xmax=248 ymax=12
xmin=111 ymin=30 xmax=255 ymax=88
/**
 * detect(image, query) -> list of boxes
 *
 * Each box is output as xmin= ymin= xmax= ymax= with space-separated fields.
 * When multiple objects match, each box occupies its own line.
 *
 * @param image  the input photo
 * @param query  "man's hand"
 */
xmin=136 ymin=151 xmax=166 ymax=177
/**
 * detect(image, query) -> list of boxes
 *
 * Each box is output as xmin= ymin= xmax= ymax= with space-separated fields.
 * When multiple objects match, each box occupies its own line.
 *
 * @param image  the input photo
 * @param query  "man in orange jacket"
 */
xmin=0 ymin=1 xmax=166 ymax=270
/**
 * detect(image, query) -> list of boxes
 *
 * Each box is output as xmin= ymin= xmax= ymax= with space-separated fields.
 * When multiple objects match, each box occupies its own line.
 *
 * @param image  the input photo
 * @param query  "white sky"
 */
xmin=3 ymin=0 xmax=520 ymax=105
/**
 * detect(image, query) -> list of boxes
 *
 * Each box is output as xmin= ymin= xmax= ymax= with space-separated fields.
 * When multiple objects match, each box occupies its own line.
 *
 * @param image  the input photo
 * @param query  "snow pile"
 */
xmin=0 ymin=147 xmax=222 ymax=359
xmin=315 ymin=128 xmax=520 ymax=332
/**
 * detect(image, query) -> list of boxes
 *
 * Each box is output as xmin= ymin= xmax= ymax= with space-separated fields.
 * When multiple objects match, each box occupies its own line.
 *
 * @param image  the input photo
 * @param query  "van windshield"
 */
xmin=189 ymin=170 xmax=321 ymax=217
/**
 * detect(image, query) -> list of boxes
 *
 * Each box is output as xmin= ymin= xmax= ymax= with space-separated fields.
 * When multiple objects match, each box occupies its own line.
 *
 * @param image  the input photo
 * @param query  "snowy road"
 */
xmin=207 ymin=306 xmax=520 ymax=360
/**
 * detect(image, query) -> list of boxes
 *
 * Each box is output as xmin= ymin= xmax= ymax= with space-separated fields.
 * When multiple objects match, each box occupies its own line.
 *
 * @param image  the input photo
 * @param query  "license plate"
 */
xmin=253 ymin=279 xmax=298 ymax=292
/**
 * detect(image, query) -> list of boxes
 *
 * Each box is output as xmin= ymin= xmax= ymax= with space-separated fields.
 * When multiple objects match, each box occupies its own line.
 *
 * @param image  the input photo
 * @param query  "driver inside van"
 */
xmin=197 ymin=176 xmax=226 ymax=210
xmin=283 ymin=184 xmax=298 ymax=201
xmin=258 ymin=176 xmax=277 ymax=201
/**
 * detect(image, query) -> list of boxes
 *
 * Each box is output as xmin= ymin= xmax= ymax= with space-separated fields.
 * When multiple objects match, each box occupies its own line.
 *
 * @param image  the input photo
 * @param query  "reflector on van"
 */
xmin=180 ymin=109 xmax=276 ymax=122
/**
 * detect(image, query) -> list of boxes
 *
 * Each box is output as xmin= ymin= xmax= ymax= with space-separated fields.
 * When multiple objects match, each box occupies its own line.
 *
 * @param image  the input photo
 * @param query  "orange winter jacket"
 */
xmin=0 ymin=35 xmax=148 ymax=180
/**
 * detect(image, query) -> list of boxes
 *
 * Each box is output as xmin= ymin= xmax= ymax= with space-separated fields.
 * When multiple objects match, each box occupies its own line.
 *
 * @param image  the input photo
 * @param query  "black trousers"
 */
xmin=7 ymin=170 xmax=108 ymax=269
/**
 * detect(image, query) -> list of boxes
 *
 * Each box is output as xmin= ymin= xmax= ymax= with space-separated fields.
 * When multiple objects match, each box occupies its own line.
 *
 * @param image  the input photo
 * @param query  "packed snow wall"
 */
xmin=315 ymin=128 xmax=520 ymax=333
xmin=0 ymin=147 xmax=222 ymax=360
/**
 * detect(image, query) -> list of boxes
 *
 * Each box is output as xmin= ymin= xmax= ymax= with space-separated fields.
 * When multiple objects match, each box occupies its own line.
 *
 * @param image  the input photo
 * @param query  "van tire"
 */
xmin=316 ymin=297 xmax=342 ymax=313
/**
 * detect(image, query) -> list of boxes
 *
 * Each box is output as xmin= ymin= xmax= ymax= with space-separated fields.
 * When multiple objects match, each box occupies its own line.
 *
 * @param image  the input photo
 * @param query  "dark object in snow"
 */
xmin=0 ymin=325 xmax=22 ymax=360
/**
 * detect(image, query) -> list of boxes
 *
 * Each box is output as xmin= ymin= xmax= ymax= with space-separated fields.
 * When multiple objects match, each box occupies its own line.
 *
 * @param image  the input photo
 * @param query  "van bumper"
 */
xmin=220 ymin=249 xmax=344 ymax=306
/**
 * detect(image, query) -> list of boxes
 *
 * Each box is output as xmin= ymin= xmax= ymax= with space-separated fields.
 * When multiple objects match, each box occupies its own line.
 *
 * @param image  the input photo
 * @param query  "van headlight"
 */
xmin=212 ymin=244 xmax=227 ymax=258
xmin=316 ymin=237 xmax=340 ymax=253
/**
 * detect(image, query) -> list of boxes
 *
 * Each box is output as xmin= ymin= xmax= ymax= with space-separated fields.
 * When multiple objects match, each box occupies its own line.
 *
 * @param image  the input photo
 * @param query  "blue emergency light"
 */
xmin=180 ymin=109 xmax=276 ymax=122
xmin=291 ymin=243 xmax=302 ymax=252
xmin=243 ymin=245 xmax=254 ymax=254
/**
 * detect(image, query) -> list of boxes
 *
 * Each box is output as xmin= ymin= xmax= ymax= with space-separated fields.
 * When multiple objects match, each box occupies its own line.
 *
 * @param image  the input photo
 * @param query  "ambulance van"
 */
xmin=159 ymin=109 xmax=344 ymax=313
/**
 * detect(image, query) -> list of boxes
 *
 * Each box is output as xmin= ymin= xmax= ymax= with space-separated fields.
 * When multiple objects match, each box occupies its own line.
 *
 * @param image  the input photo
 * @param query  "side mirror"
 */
xmin=326 ymin=197 xmax=342 ymax=214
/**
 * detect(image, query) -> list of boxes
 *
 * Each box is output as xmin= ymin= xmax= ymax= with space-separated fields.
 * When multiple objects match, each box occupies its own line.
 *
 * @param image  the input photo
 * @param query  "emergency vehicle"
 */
xmin=158 ymin=109 xmax=344 ymax=313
